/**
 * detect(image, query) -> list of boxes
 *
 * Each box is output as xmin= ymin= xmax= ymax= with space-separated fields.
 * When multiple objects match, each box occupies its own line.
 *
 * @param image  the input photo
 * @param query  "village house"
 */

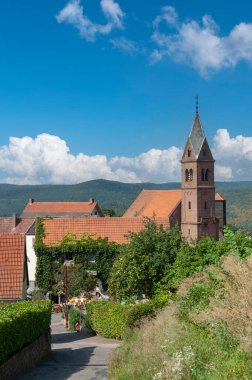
xmin=0 ymin=198 xmax=103 ymax=291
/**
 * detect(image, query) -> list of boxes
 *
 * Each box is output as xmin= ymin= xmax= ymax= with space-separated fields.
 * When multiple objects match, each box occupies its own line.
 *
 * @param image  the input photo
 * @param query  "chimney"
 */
xmin=12 ymin=213 xmax=17 ymax=228
xmin=29 ymin=198 xmax=34 ymax=205
xmin=89 ymin=198 xmax=95 ymax=204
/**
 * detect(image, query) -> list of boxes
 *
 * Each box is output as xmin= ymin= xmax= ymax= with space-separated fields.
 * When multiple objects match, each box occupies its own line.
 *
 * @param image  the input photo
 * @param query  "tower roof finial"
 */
xmin=196 ymin=95 xmax=199 ymax=115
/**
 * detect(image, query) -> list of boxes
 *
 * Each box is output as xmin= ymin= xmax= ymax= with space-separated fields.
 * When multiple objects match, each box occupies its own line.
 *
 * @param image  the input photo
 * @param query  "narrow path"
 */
xmin=18 ymin=313 xmax=119 ymax=380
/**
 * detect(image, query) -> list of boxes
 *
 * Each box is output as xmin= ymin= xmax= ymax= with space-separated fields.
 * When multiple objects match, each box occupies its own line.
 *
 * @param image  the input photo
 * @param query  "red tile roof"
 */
xmin=0 ymin=234 xmax=26 ymax=300
xmin=0 ymin=217 xmax=34 ymax=235
xmin=124 ymin=189 xmax=225 ymax=218
xmin=43 ymin=217 xmax=169 ymax=246
xmin=22 ymin=201 xmax=98 ymax=216
xmin=123 ymin=190 xmax=182 ymax=218
xmin=215 ymin=193 xmax=225 ymax=201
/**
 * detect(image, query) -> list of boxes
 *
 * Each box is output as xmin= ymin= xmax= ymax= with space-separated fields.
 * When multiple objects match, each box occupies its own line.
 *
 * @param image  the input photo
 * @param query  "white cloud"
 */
xmin=151 ymin=6 xmax=252 ymax=76
xmin=0 ymin=129 xmax=252 ymax=185
xmin=56 ymin=0 xmax=125 ymax=42
xmin=100 ymin=0 xmax=124 ymax=29
xmin=213 ymin=129 xmax=252 ymax=180
xmin=110 ymin=37 xmax=139 ymax=55
xmin=110 ymin=146 xmax=182 ymax=182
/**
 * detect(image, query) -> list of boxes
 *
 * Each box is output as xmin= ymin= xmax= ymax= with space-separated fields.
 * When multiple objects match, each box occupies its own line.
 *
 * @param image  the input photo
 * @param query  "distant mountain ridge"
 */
xmin=0 ymin=179 xmax=252 ymax=229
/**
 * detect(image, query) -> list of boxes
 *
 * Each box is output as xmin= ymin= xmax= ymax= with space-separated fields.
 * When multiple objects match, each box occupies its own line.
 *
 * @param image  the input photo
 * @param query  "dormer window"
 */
xmin=188 ymin=150 xmax=191 ymax=157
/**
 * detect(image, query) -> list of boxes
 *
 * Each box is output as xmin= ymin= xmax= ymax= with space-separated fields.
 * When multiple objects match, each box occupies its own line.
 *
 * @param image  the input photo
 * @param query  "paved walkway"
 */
xmin=18 ymin=313 xmax=119 ymax=380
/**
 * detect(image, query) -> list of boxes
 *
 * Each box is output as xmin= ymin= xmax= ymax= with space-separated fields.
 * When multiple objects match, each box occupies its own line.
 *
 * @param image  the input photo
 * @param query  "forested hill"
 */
xmin=0 ymin=179 xmax=252 ymax=229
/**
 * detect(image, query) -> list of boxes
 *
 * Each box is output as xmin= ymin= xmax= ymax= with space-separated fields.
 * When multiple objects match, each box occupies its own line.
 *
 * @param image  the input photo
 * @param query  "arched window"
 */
xmin=204 ymin=201 xmax=207 ymax=210
xmin=185 ymin=169 xmax=189 ymax=181
xmin=201 ymin=168 xmax=205 ymax=181
xmin=188 ymin=201 xmax=191 ymax=209
xmin=203 ymin=149 xmax=206 ymax=157
xmin=205 ymin=169 xmax=209 ymax=181
xmin=189 ymin=169 xmax=193 ymax=181
xmin=188 ymin=150 xmax=191 ymax=157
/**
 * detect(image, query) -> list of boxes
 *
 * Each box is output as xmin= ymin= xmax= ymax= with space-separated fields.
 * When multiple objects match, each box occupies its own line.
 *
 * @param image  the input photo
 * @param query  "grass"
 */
xmin=109 ymin=253 xmax=252 ymax=380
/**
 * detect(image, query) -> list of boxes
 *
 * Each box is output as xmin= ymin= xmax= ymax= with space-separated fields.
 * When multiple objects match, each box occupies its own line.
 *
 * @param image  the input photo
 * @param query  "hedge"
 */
xmin=86 ymin=295 xmax=170 ymax=340
xmin=0 ymin=300 xmax=51 ymax=365
xmin=69 ymin=307 xmax=85 ymax=331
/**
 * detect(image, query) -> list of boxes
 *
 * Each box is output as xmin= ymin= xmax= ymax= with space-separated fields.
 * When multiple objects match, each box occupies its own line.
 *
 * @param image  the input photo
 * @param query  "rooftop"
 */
xmin=123 ymin=189 xmax=182 ymax=218
xmin=0 ymin=234 xmax=26 ymax=300
xmin=124 ymin=190 xmax=225 ymax=218
xmin=43 ymin=217 xmax=169 ymax=246
xmin=0 ymin=217 xmax=34 ymax=235
xmin=21 ymin=199 xmax=102 ymax=218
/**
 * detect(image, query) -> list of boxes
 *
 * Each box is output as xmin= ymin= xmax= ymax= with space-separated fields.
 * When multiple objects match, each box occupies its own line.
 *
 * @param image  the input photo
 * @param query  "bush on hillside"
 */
xmin=86 ymin=295 xmax=171 ymax=340
xmin=109 ymin=254 xmax=252 ymax=379
xmin=0 ymin=300 xmax=51 ymax=365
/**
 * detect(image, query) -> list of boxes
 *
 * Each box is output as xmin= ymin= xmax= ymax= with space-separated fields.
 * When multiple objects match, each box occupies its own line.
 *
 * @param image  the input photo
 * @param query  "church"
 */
xmin=124 ymin=101 xmax=226 ymax=240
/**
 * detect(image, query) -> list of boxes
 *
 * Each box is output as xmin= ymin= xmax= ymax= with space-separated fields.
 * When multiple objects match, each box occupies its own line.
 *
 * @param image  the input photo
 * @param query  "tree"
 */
xmin=108 ymin=220 xmax=182 ymax=300
xmin=102 ymin=208 xmax=116 ymax=217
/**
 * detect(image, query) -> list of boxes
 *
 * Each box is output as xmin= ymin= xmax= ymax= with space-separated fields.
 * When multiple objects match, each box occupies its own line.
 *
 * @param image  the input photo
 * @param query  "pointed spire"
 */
xmin=189 ymin=96 xmax=205 ymax=157
xmin=196 ymin=95 xmax=199 ymax=115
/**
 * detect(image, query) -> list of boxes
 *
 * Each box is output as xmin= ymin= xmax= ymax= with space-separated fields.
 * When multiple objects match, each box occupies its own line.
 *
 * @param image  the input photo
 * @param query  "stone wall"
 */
xmin=0 ymin=333 xmax=51 ymax=380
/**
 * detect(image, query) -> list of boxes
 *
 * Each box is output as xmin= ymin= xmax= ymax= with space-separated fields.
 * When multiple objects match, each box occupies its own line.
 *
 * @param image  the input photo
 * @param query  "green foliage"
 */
xmin=108 ymin=221 xmax=182 ymax=300
xmin=179 ymin=283 xmax=215 ymax=319
xmin=221 ymin=226 xmax=252 ymax=258
xmin=86 ymin=301 xmax=130 ymax=339
xmin=30 ymin=288 xmax=46 ymax=300
xmin=0 ymin=300 xmax=51 ymax=365
xmin=34 ymin=220 xmax=120 ymax=294
xmin=86 ymin=299 xmax=166 ymax=340
xmin=69 ymin=307 xmax=85 ymax=331
xmin=35 ymin=218 xmax=53 ymax=292
xmin=102 ymin=208 xmax=116 ymax=217
xmin=168 ymin=236 xmax=223 ymax=286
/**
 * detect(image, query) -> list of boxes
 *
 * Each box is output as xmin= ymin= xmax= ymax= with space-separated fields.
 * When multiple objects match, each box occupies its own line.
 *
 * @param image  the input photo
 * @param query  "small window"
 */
xmin=189 ymin=169 xmax=193 ymax=181
xmin=188 ymin=201 xmax=191 ymax=210
xmin=188 ymin=229 xmax=191 ymax=235
xmin=205 ymin=169 xmax=209 ymax=181
xmin=201 ymin=168 xmax=205 ymax=181
xmin=65 ymin=252 xmax=73 ymax=261
xmin=185 ymin=169 xmax=189 ymax=181
xmin=204 ymin=222 xmax=208 ymax=228
xmin=203 ymin=149 xmax=206 ymax=157
xmin=188 ymin=150 xmax=191 ymax=157
xmin=204 ymin=201 xmax=207 ymax=210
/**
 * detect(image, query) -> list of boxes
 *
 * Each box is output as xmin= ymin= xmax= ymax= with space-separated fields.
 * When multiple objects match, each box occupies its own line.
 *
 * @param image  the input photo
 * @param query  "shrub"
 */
xmin=0 ymin=300 xmax=51 ymax=365
xmin=69 ymin=307 xmax=85 ymax=331
xmin=86 ymin=301 xmax=130 ymax=339
xmin=86 ymin=298 xmax=168 ymax=340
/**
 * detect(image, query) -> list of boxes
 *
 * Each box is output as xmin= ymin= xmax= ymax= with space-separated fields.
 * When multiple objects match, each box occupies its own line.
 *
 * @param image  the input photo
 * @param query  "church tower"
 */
xmin=181 ymin=98 xmax=219 ymax=241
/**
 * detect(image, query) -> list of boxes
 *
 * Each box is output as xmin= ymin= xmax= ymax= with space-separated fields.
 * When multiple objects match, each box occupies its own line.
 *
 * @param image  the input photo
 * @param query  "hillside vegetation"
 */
xmin=109 ymin=253 xmax=252 ymax=379
xmin=1 ymin=179 xmax=252 ymax=229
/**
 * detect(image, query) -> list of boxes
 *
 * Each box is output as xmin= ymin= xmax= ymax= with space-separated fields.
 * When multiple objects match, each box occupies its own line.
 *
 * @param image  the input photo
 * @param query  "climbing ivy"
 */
xmin=34 ymin=218 xmax=120 ymax=294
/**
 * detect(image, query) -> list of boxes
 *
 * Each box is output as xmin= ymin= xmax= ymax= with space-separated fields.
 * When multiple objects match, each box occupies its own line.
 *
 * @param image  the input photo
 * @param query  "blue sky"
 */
xmin=0 ymin=0 xmax=252 ymax=184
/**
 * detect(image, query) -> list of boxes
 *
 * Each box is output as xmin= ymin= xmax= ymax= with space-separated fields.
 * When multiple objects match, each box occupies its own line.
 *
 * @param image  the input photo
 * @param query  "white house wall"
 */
xmin=26 ymin=235 xmax=36 ymax=290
